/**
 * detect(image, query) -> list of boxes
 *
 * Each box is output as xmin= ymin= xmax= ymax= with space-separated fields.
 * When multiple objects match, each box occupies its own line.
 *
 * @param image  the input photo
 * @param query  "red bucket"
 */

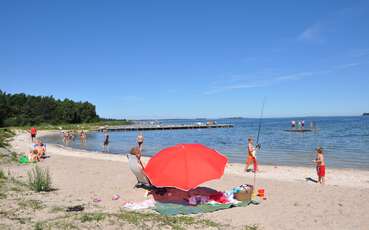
xmin=257 ymin=188 xmax=265 ymax=197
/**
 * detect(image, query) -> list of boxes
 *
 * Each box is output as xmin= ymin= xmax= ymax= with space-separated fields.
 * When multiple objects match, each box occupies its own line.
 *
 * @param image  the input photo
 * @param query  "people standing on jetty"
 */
xmin=136 ymin=132 xmax=144 ymax=152
xmin=103 ymin=130 xmax=109 ymax=152
xmin=301 ymin=120 xmax=305 ymax=128
xmin=30 ymin=127 xmax=37 ymax=142
xmin=291 ymin=120 xmax=296 ymax=128
xmin=314 ymin=147 xmax=325 ymax=184
xmin=244 ymin=136 xmax=258 ymax=172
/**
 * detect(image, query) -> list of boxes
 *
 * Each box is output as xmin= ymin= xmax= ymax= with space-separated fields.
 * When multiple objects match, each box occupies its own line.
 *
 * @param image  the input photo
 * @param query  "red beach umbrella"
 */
xmin=144 ymin=144 xmax=228 ymax=191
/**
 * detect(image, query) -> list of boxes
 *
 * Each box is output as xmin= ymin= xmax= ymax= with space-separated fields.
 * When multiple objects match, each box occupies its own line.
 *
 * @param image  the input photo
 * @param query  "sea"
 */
xmin=43 ymin=116 xmax=369 ymax=169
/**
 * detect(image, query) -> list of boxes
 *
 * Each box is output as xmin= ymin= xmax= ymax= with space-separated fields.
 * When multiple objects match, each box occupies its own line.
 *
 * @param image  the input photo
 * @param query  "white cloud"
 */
xmin=298 ymin=22 xmax=323 ymax=42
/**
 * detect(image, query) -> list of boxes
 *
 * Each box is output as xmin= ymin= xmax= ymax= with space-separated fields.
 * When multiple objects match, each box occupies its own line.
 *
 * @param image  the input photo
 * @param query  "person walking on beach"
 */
xmin=136 ymin=132 xmax=144 ymax=152
xmin=314 ymin=147 xmax=325 ymax=184
xmin=244 ymin=137 xmax=258 ymax=172
xmin=30 ymin=127 xmax=37 ymax=142
xmin=103 ymin=130 xmax=109 ymax=152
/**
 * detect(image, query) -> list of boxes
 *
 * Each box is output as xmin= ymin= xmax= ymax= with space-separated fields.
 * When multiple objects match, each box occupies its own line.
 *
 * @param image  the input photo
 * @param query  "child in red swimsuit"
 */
xmin=314 ymin=147 xmax=325 ymax=184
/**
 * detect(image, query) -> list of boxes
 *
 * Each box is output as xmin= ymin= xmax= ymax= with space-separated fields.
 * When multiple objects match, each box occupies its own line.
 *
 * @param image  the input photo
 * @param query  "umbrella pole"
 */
xmin=252 ymin=170 xmax=257 ymax=199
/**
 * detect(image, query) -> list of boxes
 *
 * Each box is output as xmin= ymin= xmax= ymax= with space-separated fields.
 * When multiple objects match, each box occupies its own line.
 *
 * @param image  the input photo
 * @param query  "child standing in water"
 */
xmin=244 ymin=137 xmax=258 ymax=172
xmin=103 ymin=130 xmax=109 ymax=152
xmin=314 ymin=147 xmax=325 ymax=184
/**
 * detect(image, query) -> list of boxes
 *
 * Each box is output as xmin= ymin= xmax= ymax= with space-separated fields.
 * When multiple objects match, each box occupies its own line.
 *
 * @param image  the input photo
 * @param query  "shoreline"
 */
xmin=11 ymin=130 xmax=369 ymax=189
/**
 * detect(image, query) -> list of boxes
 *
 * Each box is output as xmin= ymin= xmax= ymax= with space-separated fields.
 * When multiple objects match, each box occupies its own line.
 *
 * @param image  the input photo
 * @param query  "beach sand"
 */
xmin=2 ymin=131 xmax=369 ymax=229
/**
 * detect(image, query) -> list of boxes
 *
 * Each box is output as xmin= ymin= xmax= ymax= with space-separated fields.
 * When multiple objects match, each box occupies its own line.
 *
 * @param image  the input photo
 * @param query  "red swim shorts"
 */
xmin=317 ymin=165 xmax=326 ymax=177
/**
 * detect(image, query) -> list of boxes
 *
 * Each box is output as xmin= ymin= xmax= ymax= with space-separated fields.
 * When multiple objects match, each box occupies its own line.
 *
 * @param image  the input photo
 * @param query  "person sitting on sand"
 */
xmin=28 ymin=149 xmax=40 ymax=162
xmin=33 ymin=140 xmax=46 ymax=159
xmin=244 ymin=137 xmax=258 ymax=172
xmin=136 ymin=132 xmax=144 ymax=151
xmin=314 ymin=147 xmax=325 ymax=184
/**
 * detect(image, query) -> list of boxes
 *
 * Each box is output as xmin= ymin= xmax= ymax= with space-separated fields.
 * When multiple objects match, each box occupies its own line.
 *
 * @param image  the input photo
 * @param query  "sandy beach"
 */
xmin=2 ymin=131 xmax=369 ymax=229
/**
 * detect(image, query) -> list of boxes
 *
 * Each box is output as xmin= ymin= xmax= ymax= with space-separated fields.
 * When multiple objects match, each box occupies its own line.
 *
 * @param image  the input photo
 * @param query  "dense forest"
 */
xmin=0 ymin=90 xmax=100 ymax=127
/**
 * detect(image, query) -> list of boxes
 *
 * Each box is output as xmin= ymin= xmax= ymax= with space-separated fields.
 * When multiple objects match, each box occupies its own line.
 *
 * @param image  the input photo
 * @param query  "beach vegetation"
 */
xmin=0 ymin=90 xmax=99 ymax=127
xmin=80 ymin=212 xmax=106 ymax=223
xmin=27 ymin=165 xmax=53 ymax=192
xmin=18 ymin=199 xmax=45 ymax=210
xmin=0 ymin=128 xmax=15 ymax=147
xmin=115 ymin=210 xmax=225 ymax=229
xmin=244 ymin=225 xmax=259 ymax=230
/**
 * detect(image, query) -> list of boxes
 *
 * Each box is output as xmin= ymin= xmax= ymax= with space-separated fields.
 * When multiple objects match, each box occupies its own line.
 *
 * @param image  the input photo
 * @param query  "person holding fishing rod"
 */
xmin=244 ymin=136 xmax=259 ymax=172
xmin=244 ymin=99 xmax=265 ymax=172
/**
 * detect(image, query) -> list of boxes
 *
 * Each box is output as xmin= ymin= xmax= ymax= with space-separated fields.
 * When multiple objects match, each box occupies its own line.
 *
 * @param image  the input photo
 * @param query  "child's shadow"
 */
xmin=305 ymin=177 xmax=318 ymax=183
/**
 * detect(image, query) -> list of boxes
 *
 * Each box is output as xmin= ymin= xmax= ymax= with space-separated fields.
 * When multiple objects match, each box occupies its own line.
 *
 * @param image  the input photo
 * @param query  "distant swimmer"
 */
xmin=136 ymin=132 xmax=144 ymax=151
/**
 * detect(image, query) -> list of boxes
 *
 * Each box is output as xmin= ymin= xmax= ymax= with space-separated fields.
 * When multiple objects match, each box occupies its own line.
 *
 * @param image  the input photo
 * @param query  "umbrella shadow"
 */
xmin=151 ymin=186 xmax=218 ymax=204
xmin=305 ymin=177 xmax=318 ymax=183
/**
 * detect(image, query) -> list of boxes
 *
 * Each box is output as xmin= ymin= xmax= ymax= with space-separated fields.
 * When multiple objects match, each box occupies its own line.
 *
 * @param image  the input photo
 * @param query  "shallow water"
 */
xmin=43 ymin=116 xmax=369 ymax=169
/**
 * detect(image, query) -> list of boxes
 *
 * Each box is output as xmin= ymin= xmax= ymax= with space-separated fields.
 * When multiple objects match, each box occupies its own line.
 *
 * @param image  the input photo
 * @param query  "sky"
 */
xmin=1 ymin=0 xmax=369 ymax=119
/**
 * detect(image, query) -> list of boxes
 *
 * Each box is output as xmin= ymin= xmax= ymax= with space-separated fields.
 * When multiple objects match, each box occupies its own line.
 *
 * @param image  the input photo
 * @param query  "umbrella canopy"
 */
xmin=144 ymin=144 xmax=228 ymax=191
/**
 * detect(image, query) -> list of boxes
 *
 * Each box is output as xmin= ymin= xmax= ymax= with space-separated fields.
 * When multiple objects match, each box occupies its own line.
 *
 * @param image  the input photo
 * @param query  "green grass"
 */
xmin=0 ymin=128 xmax=15 ymax=147
xmin=18 ymin=199 xmax=45 ymax=210
xmin=0 ymin=169 xmax=6 ymax=180
xmin=80 ymin=212 xmax=106 ymax=223
xmin=244 ymin=225 xmax=259 ymax=230
xmin=27 ymin=165 xmax=53 ymax=192
xmin=115 ymin=210 xmax=225 ymax=230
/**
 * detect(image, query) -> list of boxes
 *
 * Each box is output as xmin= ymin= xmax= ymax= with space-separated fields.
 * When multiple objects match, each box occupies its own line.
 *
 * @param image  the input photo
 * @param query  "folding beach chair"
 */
xmin=127 ymin=154 xmax=151 ymax=188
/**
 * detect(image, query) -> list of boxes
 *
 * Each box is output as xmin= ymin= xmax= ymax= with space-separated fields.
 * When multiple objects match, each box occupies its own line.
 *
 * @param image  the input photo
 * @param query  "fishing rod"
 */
xmin=255 ymin=97 xmax=266 ymax=149
xmin=253 ymin=97 xmax=266 ymax=194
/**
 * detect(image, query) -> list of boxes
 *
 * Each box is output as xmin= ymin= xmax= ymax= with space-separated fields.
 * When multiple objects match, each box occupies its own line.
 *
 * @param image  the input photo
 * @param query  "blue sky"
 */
xmin=1 ymin=0 xmax=369 ymax=119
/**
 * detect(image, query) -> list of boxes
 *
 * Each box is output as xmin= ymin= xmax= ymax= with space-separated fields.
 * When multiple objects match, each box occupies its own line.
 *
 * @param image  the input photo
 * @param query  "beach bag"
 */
xmin=19 ymin=155 xmax=29 ymax=164
xmin=234 ymin=184 xmax=253 ymax=201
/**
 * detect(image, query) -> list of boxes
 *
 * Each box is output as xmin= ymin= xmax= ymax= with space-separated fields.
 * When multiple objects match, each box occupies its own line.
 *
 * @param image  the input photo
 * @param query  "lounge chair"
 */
xmin=127 ymin=154 xmax=151 ymax=188
xmin=127 ymin=154 xmax=167 ymax=195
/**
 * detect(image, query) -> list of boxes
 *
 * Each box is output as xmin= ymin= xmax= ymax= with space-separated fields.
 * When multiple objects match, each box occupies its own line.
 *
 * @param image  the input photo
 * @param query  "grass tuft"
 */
xmin=80 ymin=212 xmax=106 ymax=223
xmin=27 ymin=165 xmax=53 ymax=192
xmin=18 ymin=199 xmax=45 ymax=210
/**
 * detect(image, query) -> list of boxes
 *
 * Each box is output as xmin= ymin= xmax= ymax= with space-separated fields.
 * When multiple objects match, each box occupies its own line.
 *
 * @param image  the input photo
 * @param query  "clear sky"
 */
xmin=1 ymin=0 xmax=369 ymax=119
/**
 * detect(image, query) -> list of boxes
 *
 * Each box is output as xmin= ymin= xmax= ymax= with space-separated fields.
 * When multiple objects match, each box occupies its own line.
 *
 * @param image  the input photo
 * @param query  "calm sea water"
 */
xmin=43 ymin=116 xmax=369 ymax=169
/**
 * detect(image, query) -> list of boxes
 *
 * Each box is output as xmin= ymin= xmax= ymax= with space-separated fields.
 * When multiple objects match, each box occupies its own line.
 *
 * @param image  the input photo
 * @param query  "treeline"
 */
xmin=0 ymin=90 xmax=100 ymax=127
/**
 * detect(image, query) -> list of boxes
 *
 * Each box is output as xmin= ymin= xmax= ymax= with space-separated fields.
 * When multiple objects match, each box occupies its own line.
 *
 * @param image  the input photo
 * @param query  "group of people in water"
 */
xmin=63 ymin=130 xmax=87 ymax=144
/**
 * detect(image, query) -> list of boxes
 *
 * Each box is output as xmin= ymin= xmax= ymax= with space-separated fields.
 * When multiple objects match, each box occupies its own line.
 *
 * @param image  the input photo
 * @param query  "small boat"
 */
xmin=284 ymin=128 xmax=313 ymax=132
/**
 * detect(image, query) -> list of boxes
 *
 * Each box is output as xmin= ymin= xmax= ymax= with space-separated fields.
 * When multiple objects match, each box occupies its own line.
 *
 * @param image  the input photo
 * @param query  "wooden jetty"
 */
xmin=98 ymin=124 xmax=234 ymax=132
xmin=284 ymin=128 xmax=314 ymax=132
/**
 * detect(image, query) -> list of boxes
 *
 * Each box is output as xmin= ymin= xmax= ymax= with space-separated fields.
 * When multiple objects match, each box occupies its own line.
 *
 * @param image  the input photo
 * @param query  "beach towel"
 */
xmin=153 ymin=199 xmax=259 ymax=216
